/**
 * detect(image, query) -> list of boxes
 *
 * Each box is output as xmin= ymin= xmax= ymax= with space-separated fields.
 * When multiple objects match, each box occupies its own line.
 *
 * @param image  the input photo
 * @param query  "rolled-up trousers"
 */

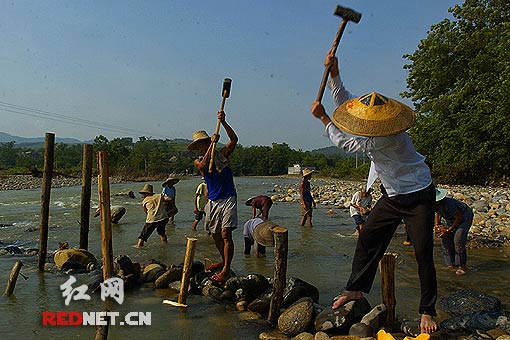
xmin=345 ymin=183 xmax=437 ymax=316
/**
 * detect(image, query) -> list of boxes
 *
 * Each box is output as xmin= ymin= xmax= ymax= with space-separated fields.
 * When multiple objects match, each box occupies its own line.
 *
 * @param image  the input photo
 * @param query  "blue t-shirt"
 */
xmin=162 ymin=186 xmax=176 ymax=198
xmin=205 ymin=166 xmax=236 ymax=201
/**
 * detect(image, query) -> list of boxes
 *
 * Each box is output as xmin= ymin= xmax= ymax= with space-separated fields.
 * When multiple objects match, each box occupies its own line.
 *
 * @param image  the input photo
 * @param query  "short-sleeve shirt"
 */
xmin=195 ymin=182 xmax=207 ymax=211
xmin=436 ymin=197 xmax=473 ymax=227
xmin=350 ymin=191 xmax=372 ymax=217
xmin=142 ymin=194 xmax=168 ymax=223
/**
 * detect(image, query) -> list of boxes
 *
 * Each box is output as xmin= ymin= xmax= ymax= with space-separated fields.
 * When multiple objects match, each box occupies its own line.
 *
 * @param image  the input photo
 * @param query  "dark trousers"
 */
xmin=345 ymin=183 xmax=437 ymax=316
xmin=138 ymin=218 xmax=169 ymax=241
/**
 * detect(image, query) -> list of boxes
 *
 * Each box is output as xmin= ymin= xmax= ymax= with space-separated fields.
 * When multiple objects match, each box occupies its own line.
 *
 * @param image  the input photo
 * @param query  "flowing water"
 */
xmin=0 ymin=176 xmax=509 ymax=339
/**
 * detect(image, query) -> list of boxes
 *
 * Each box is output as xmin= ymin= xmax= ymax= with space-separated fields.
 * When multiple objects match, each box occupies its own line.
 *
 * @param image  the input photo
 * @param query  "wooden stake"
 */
xmin=97 ymin=151 xmax=113 ymax=280
xmin=38 ymin=133 xmax=55 ymax=271
xmin=3 ymin=261 xmax=23 ymax=296
xmin=80 ymin=144 xmax=93 ymax=250
xmin=268 ymin=226 xmax=288 ymax=326
xmin=379 ymin=252 xmax=397 ymax=324
xmin=178 ymin=237 xmax=198 ymax=305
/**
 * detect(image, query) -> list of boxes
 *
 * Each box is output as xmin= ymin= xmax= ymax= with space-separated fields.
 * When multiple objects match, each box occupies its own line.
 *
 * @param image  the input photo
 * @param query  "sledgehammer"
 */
xmin=316 ymin=5 xmax=361 ymax=103
xmin=208 ymin=78 xmax=232 ymax=173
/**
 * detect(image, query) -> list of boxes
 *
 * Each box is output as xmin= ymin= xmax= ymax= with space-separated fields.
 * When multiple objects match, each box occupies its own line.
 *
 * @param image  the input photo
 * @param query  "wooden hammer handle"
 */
xmin=208 ymin=95 xmax=228 ymax=173
xmin=316 ymin=19 xmax=348 ymax=103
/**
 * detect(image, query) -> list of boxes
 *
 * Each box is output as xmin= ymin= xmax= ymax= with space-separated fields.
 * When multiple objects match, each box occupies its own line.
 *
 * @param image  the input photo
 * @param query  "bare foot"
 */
xmin=420 ymin=314 xmax=437 ymax=334
xmin=332 ymin=290 xmax=363 ymax=309
xmin=132 ymin=244 xmax=142 ymax=249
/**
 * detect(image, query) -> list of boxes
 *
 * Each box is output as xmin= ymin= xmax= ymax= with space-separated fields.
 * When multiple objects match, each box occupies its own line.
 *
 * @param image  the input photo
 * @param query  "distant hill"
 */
xmin=311 ymin=145 xmax=349 ymax=157
xmin=0 ymin=132 xmax=83 ymax=145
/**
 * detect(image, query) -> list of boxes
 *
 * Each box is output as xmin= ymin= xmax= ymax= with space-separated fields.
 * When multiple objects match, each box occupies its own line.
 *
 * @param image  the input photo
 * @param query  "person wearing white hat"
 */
xmin=434 ymin=188 xmax=473 ymax=276
xmin=310 ymin=52 xmax=437 ymax=334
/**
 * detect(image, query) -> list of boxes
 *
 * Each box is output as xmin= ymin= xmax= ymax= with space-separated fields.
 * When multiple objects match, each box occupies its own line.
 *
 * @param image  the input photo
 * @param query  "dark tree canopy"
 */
xmin=403 ymin=0 xmax=510 ymax=184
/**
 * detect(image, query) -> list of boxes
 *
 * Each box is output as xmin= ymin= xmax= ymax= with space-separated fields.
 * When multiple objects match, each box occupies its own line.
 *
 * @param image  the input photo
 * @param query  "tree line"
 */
xmin=0 ymin=136 xmax=369 ymax=180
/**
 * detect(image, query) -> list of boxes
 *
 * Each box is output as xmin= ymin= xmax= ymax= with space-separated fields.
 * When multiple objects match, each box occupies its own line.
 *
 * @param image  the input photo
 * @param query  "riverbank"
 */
xmin=271 ymin=177 xmax=510 ymax=249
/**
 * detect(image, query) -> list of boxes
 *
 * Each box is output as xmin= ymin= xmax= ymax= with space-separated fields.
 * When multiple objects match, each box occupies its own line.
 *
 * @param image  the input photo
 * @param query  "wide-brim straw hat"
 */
xmin=187 ymin=130 xmax=211 ymax=150
xmin=302 ymin=169 xmax=315 ymax=177
xmin=435 ymin=188 xmax=448 ymax=202
xmin=162 ymin=176 xmax=180 ymax=187
xmin=139 ymin=184 xmax=154 ymax=195
xmin=332 ymin=92 xmax=416 ymax=137
xmin=253 ymin=221 xmax=277 ymax=247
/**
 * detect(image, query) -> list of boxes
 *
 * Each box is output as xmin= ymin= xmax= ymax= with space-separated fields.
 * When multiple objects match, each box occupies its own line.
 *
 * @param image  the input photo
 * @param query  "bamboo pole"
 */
xmin=80 ymin=144 xmax=93 ymax=250
xmin=178 ymin=238 xmax=198 ymax=305
xmin=3 ymin=261 xmax=23 ymax=296
xmin=38 ymin=133 xmax=55 ymax=271
xmin=97 ymin=151 xmax=113 ymax=280
xmin=379 ymin=252 xmax=397 ymax=324
xmin=268 ymin=226 xmax=288 ymax=326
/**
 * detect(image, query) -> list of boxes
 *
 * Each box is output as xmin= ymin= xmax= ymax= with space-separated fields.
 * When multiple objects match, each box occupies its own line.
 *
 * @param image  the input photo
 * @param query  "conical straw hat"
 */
xmin=253 ymin=221 xmax=277 ymax=247
xmin=332 ymin=92 xmax=416 ymax=137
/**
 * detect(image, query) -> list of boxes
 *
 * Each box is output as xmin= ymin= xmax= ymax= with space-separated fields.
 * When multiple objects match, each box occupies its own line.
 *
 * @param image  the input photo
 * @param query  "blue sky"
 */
xmin=1 ymin=0 xmax=461 ymax=150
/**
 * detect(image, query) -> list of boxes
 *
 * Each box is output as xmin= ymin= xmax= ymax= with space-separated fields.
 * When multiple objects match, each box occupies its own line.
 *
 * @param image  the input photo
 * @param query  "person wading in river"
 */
xmin=310 ymin=52 xmax=438 ymax=334
xmin=188 ymin=110 xmax=238 ymax=284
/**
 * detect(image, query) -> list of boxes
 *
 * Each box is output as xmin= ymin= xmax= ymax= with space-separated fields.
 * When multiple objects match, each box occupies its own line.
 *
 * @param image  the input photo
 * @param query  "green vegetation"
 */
xmin=403 ymin=0 xmax=510 ymax=184
xmin=0 ymin=137 xmax=369 ymax=180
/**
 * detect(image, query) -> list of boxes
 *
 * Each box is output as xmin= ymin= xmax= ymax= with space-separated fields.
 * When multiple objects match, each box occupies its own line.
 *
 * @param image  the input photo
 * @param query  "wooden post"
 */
xmin=80 ymin=144 xmax=93 ymax=250
xmin=38 ymin=133 xmax=55 ymax=271
xmin=178 ymin=238 xmax=198 ymax=305
xmin=97 ymin=151 xmax=113 ymax=280
xmin=380 ymin=252 xmax=397 ymax=324
xmin=268 ymin=226 xmax=288 ymax=325
xmin=3 ymin=261 xmax=23 ymax=296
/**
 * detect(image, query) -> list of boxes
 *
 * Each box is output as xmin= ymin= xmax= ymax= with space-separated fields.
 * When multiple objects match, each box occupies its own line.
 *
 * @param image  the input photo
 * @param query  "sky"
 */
xmin=0 ymin=0 xmax=462 ymax=150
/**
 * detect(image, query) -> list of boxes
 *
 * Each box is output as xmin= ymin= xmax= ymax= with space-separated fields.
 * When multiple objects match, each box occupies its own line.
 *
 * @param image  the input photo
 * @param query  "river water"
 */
xmin=0 ymin=176 xmax=509 ymax=339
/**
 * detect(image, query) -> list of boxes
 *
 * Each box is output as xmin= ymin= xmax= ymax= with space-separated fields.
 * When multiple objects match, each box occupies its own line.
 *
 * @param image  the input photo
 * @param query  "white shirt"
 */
xmin=350 ymin=191 xmax=372 ymax=217
xmin=325 ymin=75 xmax=432 ymax=197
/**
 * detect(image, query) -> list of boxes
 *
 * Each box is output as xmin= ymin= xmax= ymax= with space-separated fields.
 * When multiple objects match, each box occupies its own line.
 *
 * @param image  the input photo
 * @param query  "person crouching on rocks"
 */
xmin=134 ymin=184 xmax=171 ymax=248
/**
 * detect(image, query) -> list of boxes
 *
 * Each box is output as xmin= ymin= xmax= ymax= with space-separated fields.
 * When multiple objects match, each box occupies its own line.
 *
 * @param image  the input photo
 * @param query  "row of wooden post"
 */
xmin=16 ymin=132 xmax=397 ymax=338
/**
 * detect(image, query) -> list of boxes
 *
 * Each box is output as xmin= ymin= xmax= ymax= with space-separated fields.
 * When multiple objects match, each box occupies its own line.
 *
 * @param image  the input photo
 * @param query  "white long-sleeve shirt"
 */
xmin=325 ymin=75 xmax=432 ymax=197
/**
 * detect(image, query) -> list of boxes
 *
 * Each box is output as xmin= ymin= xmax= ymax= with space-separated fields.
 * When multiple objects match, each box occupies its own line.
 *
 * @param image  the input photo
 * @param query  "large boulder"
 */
xmin=141 ymin=263 xmax=165 ymax=282
xmin=314 ymin=298 xmax=372 ymax=333
xmin=439 ymin=289 xmax=501 ymax=316
xmin=282 ymin=277 xmax=319 ymax=308
xmin=53 ymin=249 xmax=97 ymax=269
xmin=155 ymin=266 xmax=183 ymax=289
xmin=278 ymin=297 xmax=315 ymax=337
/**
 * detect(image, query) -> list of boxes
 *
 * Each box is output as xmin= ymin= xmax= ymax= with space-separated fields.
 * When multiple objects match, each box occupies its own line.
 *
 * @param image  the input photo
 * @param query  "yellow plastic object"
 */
xmin=403 ymin=334 xmax=430 ymax=340
xmin=376 ymin=330 xmax=396 ymax=340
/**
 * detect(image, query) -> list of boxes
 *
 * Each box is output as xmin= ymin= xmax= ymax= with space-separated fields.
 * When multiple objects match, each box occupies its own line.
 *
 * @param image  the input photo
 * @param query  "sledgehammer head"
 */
xmin=334 ymin=5 xmax=362 ymax=23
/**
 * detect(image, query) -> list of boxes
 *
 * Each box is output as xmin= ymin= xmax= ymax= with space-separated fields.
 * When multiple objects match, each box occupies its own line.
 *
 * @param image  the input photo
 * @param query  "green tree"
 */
xmin=0 ymin=141 xmax=18 ymax=167
xmin=403 ymin=0 xmax=510 ymax=184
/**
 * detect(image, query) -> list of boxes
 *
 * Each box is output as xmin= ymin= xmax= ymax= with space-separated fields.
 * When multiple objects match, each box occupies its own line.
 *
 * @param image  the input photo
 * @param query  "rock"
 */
xmin=111 ymin=206 xmax=126 ymax=223
xmin=314 ymin=332 xmax=330 ymax=340
xmin=240 ymin=274 xmax=270 ymax=298
xmin=357 ymin=303 xmax=387 ymax=334
xmin=248 ymin=297 xmax=271 ymax=316
xmin=259 ymin=330 xmax=291 ymax=340
xmin=315 ymin=299 xmax=372 ymax=333
xmin=282 ymin=277 xmax=319 ymax=308
xmin=349 ymin=323 xmax=371 ymax=337
xmin=487 ymin=329 xmax=508 ymax=339
xmin=53 ymin=249 xmax=97 ymax=269
xmin=292 ymin=332 xmax=314 ymax=340
xmin=238 ymin=311 xmax=262 ymax=321
xmin=154 ymin=266 xmax=183 ymax=289
xmin=278 ymin=297 xmax=314 ymax=337
xmin=236 ymin=300 xmax=248 ymax=311
xmin=439 ymin=289 xmax=501 ymax=316
xmin=202 ymin=285 xmax=224 ymax=300
xmin=440 ymin=309 xmax=510 ymax=333
xmin=496 ymin=336 xmax=510 ymax=340
xmin=141 ymin=263 xmax=165 ymax=282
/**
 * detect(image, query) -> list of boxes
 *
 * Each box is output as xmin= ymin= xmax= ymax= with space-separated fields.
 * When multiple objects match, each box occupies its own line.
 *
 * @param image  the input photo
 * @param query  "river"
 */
xmin=1 ymin=176 xmax=509 ymax=339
